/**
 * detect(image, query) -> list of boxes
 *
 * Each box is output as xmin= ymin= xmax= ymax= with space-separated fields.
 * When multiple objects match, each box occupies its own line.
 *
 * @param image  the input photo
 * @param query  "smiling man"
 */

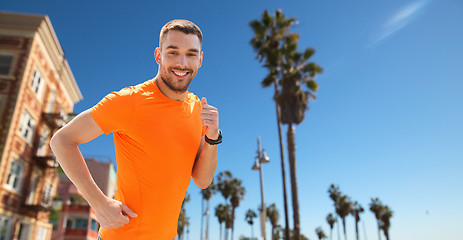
xmin=50 ymin=20 xmax=221 ymax=240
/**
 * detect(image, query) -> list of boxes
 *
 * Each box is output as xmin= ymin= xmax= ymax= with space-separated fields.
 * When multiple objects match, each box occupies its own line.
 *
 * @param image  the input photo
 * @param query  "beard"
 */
xmin=160 ymin=64 xmax=194 ymax=94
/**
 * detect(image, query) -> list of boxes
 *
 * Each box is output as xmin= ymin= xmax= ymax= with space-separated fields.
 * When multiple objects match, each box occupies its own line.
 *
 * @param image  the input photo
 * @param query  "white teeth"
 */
xmin=174 ymin=71 xmax=187 ymax=76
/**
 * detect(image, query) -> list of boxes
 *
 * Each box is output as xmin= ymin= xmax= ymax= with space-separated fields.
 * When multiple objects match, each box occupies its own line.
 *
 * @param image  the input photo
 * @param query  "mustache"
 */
xmin=170 ymin=67 xmax=193 ymax=72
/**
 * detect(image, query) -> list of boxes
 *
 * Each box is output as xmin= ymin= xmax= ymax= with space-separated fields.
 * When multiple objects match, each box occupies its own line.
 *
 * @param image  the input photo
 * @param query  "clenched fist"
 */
xmin=93 ymin=197 xmax=137 ymax=229
xmin=200 ymin=97 xmax=219 ymax=140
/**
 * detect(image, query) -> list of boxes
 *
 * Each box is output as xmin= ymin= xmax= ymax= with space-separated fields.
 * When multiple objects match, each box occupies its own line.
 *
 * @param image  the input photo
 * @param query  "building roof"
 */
xmin=0 ymin=11 xmax=83 ymax=104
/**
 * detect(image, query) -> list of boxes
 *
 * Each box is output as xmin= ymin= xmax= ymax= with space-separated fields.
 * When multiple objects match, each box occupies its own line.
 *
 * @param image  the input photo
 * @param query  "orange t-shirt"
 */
xmin=90 ymin=79 xmax=204 ymax=239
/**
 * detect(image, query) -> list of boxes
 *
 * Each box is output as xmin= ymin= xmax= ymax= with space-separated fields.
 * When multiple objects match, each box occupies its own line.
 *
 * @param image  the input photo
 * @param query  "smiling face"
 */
xmin=155 ymin=30 xmax=203 ymax=94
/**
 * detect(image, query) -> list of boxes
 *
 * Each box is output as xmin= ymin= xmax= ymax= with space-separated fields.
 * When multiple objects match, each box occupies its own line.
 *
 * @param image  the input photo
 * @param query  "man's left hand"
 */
xmin=200 ymin=97 xmax=219 ymax=139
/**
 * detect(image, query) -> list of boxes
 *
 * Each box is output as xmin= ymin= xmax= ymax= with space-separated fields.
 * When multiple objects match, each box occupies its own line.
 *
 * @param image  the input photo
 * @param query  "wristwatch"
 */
xmin=205 ymin=130 xmax=222 ymax=145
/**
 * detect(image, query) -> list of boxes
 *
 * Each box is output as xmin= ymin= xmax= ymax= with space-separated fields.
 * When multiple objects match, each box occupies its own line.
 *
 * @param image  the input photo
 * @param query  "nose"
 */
xmin=176 ymin=54 xmax=187 ymax=67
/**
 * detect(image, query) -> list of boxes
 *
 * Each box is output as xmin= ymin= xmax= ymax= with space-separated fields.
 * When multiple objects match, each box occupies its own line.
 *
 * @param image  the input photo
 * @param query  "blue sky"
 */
xmin=2 ymin=0 xmax=462 ymax=239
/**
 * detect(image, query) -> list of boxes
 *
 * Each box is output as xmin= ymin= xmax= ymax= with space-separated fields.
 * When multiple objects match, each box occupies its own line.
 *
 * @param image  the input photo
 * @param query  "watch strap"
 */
xmin=205 ymin=129 xmax=222 ymax=145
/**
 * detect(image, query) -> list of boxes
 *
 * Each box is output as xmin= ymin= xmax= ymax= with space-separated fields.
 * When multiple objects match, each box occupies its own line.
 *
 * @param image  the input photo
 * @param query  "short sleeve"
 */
xmin=90 ymin=87 xmax=135 ymax=135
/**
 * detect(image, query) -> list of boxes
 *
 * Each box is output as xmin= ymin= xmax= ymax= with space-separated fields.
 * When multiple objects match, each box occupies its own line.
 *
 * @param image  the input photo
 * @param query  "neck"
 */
xmin=154 ymin=75 xmax=188 ymax=101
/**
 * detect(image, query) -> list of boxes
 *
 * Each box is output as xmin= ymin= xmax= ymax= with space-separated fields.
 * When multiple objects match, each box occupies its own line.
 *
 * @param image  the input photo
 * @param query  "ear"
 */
xmin=199 ymin=51 xmax=203 ymax=68
xmin=154 ymin=47 xmax=161 ymax=64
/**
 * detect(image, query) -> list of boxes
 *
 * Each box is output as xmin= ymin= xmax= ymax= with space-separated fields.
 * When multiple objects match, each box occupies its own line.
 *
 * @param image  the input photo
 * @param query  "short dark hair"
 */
xmin=159 ymin=19 xmax=203 ymax=48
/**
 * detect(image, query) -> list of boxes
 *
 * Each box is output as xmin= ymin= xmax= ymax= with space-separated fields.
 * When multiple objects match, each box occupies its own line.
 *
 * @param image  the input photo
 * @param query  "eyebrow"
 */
xmin=166 ymin=45 xmax=199 ymax=53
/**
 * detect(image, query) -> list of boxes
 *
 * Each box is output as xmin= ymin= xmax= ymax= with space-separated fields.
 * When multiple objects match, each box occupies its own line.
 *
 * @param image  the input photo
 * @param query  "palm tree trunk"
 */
xmin=376 ymin=221 xmax=381 ymax=240
xmin=343 ymin=218 xmax=347 ymax=240
xmin=219 ymin=223 xmax=222 ymax=240
xmin=287 ymin=123 xmax=300 ymax=240
xmin=330 ymin=227 xmax=333 ymax=240
xmin=336 ymin=217 xmax=341 ymax=240
xmin=201 ymin=198 xmax=204 ymax=240
xmin=355 ymin=220 xmax=359 ymax=240
xmin=231 ymin=207 xmax=235 ymax=240
xmin=271 ymin=225 xmax=275 ymax=240
xmin=273 ymin=80 xmax=291 ymax=240
xmin=205 ymin=200 xmax=210 ymax=240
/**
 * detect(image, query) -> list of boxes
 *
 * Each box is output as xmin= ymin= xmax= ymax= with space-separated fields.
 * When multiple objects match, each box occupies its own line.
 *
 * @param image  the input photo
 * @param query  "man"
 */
xmin=50 ymin=20 xmax=220 ymax=240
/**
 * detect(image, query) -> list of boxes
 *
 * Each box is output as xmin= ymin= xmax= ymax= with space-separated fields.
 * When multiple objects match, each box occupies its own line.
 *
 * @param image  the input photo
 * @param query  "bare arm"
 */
xmin=191 ymin=97 xmax=219 ymax=189
xmin=50 ymin=109 xmax=136 ymax=229
xmin=192 ymin=136 xmax=218 ymax=189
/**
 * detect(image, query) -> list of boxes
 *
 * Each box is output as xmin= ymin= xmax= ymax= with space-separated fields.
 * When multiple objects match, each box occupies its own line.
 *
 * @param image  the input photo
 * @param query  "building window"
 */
xmin=30 ymin=67 xmax=45 ymax=97
xmin=4 ymin=159 xmax=24 ymax=192
xmin=17 ymin=222 xmax=30 ymax=240
xmin=75 ymin=219 xmax=88 ymax=230
xmin=65 ymin=219 xmax=72 ymax=229
xmin=0 ymin=54 xmax=14 ymax=76
xmin=35 ymin=226 xmax=47 ymax=240
xmin=36 ymin=127 xmax=50 ymax=156
xmin=42 ymin=182 xmax=53 ymax=207
xmin=46 ymin=90 xmax=56 ymax=113
xmin=0 ymin=216 xmax=11 ymax=240
xmin=90 ymin=219 xmax=99 ymax=232
xmin=18 ymin=110 xmax=35 ymax=143
xmin=65 ymin=217 xmax=88 ymax=230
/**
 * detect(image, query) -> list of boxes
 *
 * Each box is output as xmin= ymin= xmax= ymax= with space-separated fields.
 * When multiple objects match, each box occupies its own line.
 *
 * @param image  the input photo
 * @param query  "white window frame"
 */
xmin=46 ymin=90 xmax=56 ymax=113
xmin=0 ymin=215 xmax=12 ymax=240
xmin=42 ymin=182 xmax=53 ymax=207
xmin=36 ymin=127 xmax=50 ymax=156
xmin=0 ymin=53 xmax=14 ymax=77
xmin=18 ymin=110 xmax=35 ymax=144
xmin=35 ymin=226 xmax=47 ymax=240
xmin=17 ymin=221 xmax=31 ymax=240
xmin=30 ymin=67 xmax=45 ymax=99
xmin=4 ymin=158 xmax=25 ymax=193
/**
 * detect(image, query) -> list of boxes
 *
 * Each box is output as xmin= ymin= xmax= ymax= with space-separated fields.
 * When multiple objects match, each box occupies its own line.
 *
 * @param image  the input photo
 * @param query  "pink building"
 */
xmin=51 ymin=158 xmax=116 ymax=240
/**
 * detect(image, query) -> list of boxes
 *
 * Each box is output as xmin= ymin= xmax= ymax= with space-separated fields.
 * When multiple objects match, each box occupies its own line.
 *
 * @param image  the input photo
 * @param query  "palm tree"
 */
xmin=217 ymin=170 xmax=233 ymax=203
xmin=245 ymin=209 xmax=257 ymax=240
xmin=202 ymin=182 xmax=217 ymax=240
xmin=380 ymin=205 xmax=393 ymax=240
xmin=273 ymin=225 xmax=283 ymax=240
xmin=230 ymin=178 xmax=245 ymax=240
xmin=316 ymin=227 xmax=328 ymax=240
xmin=337 ymin=195 xmax=353 ymax=240
xmin=225 ymin=204 xmax=233 ymax=240
xmin=328 ymin=184 xmax=342 ymax=240
xmin=250 ymin=10 xmax=293 ymax=240
xmin=351 ymin=201 xmax=364 ymax=240
xmin=289 ymin=230 xmax=310 ymax=240
xmin=178 ymin=193 xmax=190 ymax=240
xmin=326 ymin=213 xmax=337 ymax=240
xmin=178 ymin=208 xmax=189 ymax=240
xmin=266 ymin=203 xmax=280 ymax=240
xmin=250 ymin=9 xmax=323 ymax=240
xmin=216 ymin=204 xmax=228 ymax=240
xmin=369 ymin=198 xmax=383 ymax=240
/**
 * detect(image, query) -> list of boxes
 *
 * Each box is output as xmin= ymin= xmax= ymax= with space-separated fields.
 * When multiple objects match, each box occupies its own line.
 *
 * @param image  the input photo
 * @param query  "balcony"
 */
xmin=33 ymin=155 xmax=59 ymax=168
xmin=62 ymin=204 xmax=91 ymax=212
xmin=23 ymin=202 xmax=51 ymax=212
xmin=41 ymin=112 xmax=76 ymax=130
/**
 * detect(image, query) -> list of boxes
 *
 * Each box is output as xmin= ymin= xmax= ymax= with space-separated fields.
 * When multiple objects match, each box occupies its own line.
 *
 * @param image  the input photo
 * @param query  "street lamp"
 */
xmin=252 ymin=136 xmax=270 ymax=240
